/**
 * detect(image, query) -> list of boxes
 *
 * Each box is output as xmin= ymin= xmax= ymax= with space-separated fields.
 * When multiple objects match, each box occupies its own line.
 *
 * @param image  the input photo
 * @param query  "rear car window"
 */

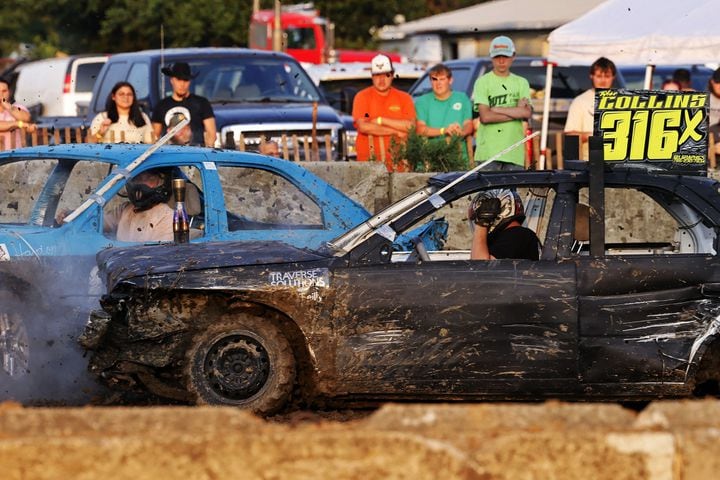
xmin=217 ymin=166 xmax=323 ymax=230
xmin=94 ymin=62 xmax=129 ymax=112
xmin=75 ymin=62 xmax=105 ymax=93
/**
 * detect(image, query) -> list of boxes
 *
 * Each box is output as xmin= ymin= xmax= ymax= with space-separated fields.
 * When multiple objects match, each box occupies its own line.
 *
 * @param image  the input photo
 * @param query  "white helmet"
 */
xmin=469 ymin=189 xmax=525 ymax=233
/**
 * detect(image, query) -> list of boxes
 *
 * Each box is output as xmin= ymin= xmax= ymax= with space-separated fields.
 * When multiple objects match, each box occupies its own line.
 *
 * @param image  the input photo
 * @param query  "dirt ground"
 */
xmin=3 ymin=399 xmax=720 ymax=479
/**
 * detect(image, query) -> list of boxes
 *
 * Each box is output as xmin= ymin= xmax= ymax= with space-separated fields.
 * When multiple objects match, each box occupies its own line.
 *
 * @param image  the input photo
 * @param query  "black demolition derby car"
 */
xmin=82 ymin=160 xmax=720 ymax=414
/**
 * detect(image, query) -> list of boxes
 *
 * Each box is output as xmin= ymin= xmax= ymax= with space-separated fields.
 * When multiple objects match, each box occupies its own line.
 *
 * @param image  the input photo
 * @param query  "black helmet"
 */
xmin=126 ymin=168 xmax=172 ymax=211
xmin=469 ymin=188 xmax=525 ymax=233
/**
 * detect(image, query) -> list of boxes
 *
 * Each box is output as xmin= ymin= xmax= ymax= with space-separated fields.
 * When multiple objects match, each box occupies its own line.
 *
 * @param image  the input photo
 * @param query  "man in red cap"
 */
xmin=352 ymin=54 xmax=416 ymax=172
xmin=151 ymin=62 xmax=217 ymax=147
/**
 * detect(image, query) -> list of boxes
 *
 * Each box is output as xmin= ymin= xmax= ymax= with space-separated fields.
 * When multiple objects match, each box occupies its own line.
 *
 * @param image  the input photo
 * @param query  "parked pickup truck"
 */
xmin=42 ymin=48 xmax=353 ymax=159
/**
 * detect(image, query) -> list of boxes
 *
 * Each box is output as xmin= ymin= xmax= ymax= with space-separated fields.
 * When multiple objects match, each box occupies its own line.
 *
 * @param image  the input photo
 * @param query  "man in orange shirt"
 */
xmin=352 ymin=54 xmax=416 ymax=172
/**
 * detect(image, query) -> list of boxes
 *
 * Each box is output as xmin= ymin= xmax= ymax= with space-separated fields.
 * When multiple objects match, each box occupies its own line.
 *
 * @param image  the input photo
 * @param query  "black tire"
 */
xmin=185 ymin=314 xmax=295 ymax=414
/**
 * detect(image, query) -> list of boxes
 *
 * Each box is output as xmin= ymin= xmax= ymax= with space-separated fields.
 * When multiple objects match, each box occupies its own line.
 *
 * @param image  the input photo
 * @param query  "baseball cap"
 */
xmin=489 ymin=36 xmax=515 ymax=58
xmin=370 ymin=54 xmax=394 ymax=75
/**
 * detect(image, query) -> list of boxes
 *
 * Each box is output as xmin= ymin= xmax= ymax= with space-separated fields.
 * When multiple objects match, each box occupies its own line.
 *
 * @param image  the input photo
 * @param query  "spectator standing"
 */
xmin=472 ymin=36 xmax=532 ymax=170
xmin=708 ymin=68 xmax=720 ymax=127
xmin=259 ymin=140 xmax=280 ymax=157
xmin=672 ymin=68 xmax=694 ymax=91
xmin=564 ymin=57 xmax=617 ymax=160
xmin=0 ymin=77 xmax=35 ymax=150
xmin=661 ymin=79 xmax=681 ymax=91
xmin=89 ymin=82 xmax=153 ymax=144
xmin=166 ymin=112 xmax=193 ymax=146
xmin=708 ymin=68 xmax=720 ymax=150
xmin=152 ymin=62 xmax=216 ymax=147
xmin=415 ymin=63 xmax=473 ymax=164
xmin=352 ymin=54 xmax=416 ymax=172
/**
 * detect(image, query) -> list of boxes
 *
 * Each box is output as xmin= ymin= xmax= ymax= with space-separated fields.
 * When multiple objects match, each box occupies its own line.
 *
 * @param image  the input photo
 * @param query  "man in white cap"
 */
xmin=352 ymin=54 xmax=416 ymax=172
xmin=472 ymin=35 xmax=531 ymax=170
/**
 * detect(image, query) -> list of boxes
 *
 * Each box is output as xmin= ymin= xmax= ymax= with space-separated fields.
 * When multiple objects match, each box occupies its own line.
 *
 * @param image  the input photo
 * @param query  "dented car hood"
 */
xmin=97 ymin=241 xmax=330 ymax=291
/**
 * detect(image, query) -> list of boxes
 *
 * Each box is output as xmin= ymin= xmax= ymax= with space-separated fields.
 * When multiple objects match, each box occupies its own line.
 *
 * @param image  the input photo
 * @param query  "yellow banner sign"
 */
xmin=594 ymin=89 xmax=708 ymax=173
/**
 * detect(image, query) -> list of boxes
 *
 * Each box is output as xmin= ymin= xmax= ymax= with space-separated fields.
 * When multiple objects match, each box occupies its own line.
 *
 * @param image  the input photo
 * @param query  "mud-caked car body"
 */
xmin=85 ymin=161 xmax=720 ymax=413
xmin=1 ymin=143 xmax=444 ymax=404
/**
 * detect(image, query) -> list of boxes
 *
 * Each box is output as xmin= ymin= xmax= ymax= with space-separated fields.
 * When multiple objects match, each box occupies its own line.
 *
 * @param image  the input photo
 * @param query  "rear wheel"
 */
xmin=185 ymin=314 xmax=296 ymax=414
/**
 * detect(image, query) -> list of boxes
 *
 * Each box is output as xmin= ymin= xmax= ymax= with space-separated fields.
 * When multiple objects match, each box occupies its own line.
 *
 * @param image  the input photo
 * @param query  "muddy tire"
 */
xmin=185 ymin=315 xmax=295 ymax=414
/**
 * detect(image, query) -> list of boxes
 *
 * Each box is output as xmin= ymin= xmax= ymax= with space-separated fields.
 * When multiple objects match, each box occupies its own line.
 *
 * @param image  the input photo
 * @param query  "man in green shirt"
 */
xmin=473 ymin=35 xmax=531 ymax=170
xmin=415 ymin=63 xmax=474 ymax=164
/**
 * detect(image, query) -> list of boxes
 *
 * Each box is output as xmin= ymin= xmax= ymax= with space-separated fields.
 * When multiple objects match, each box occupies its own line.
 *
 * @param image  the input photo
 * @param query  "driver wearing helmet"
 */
xmin=104 ymin=168 xmax=174 ymax=242
xmin=468 ymin=189 xmax=540 ymax=260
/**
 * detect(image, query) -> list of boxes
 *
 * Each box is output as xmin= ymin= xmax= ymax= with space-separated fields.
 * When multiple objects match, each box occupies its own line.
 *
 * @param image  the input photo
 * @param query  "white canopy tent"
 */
xmin=547 ymin=0 xmax=720 ymax=66
xmin=537 ymin=0 xmax=720 ymax=166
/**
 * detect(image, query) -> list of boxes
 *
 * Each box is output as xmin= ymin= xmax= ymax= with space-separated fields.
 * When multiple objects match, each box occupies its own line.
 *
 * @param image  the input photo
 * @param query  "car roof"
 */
xmin=106 ymin=47 xmax=296 ymax=63
xmin=0 ymin=144 xmax=313 ymax=173
xmin=306 ymin=62 xmax=426 ymax=83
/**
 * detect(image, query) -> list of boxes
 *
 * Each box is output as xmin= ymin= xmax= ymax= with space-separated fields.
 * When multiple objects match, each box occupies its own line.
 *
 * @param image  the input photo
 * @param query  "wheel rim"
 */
xmin=202 ymin=333 xmax=270 ymax=401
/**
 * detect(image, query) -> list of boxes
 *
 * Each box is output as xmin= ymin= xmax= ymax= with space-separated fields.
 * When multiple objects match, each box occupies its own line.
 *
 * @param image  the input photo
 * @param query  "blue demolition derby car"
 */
xmin=0 ymin=143 xmax=445 ymax=404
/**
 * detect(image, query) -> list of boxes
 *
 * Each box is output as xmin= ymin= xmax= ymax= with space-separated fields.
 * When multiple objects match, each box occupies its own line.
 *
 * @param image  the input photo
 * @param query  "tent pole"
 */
xmin=539 ymin=62 xmax=554 ymax=170
xmin=644 ymin=64 xmax=655 ymax=89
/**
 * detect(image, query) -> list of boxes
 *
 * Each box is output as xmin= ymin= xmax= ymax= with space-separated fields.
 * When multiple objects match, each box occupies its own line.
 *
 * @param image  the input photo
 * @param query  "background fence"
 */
xmin=2 ymin=127 xmax=718 ymax=170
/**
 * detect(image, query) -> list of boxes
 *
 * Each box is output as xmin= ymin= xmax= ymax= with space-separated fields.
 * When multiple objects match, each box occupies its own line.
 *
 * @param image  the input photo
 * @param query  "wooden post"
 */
xmin=324 ymin=134 xmax=332 ymax=161
xmin=31 ymin=129 xmax=38 ymax=146
xmin=237 ymin=133 xmax=245 ymax=151
xmin=465 ymin=136 xmax=474 ymax=169
xmin=556 ymin=132 xmax=564 ymax=168
xmin=281 ymin=134 xmax=289 ymax=160
xmin=42 ymin=128 xmax=49 ymax=145
xmin=53 ymin=129 xmax=60 ymax=145
xmin=64 ymin=127 xmax=71 ymax=144
xmin=311 ymin=101 xmax=319 ymax=161
xmin=303 ymin=135 xmax=310 ymax=161
xmin=532 ymin=134 xmax=541 ymax=168
xmin=292 ymin=134 xmax=300 ymax=161
xmin=545 ymin=148 xmax=553 ymax=170
xmin=709 ymin=135 xmax=717 ymax=170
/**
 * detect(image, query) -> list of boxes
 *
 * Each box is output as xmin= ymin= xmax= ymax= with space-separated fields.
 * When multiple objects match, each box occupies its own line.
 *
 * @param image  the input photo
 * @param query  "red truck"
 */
xmin=249 ymin=3 xmax=404 ymax=65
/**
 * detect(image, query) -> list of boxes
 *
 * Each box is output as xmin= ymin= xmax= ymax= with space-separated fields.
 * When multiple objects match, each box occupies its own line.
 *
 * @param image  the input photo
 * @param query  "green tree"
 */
xmin=1 ymin=0 xmax=484 ymax=58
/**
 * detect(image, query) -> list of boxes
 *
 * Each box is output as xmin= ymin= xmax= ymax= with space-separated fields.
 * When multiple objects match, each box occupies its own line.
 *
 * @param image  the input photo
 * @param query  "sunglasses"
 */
xmin=430 ymin=76 xmax=449 ymax=82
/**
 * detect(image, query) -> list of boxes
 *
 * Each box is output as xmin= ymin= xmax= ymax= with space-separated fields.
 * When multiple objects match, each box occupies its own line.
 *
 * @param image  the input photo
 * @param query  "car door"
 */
xmin=208 ymin=162 xmax=368 ymax=249
xmin=329 ymin=258 xmax=578 ymax=397
xmin=328 ymin=187 xmax=580 ymax=398
xmin=575 ymin=184 xmax=720 ymax=391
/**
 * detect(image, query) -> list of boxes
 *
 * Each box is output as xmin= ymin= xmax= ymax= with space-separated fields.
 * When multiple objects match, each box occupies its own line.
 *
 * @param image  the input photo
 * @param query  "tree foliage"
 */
xmin=2 ymin=0 xmax=482 ymax=58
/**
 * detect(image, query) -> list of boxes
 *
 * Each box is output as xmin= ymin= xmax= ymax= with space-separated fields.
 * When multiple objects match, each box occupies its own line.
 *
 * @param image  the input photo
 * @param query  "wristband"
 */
xmin=17 ymin=120 xmax=24 ymax=128
xmin=377 ymin=116 xmax=382 ymax=126
xmin=440 ymin=127 xmax=445 ymax=136
xmin=95 ymin=132 xmax=104 ymax=141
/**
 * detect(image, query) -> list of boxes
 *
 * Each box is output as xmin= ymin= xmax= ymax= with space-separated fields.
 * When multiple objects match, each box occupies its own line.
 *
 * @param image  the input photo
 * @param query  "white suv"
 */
xmin=9 ymin=54 xmax=108 ymax=117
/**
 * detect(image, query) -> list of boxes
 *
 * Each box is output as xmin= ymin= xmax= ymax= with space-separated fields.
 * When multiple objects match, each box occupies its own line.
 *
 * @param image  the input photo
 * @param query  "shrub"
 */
xmin=391 ymin=128 xmax=469 ymax=172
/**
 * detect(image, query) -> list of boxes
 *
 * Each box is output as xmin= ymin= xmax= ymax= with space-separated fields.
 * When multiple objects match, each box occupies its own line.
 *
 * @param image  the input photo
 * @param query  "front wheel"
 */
xmin=185 ymin=315 xmax=296 ymax=414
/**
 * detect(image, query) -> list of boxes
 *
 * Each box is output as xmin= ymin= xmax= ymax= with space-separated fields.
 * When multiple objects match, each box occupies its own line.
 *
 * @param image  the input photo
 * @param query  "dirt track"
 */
xmin=2 ymin=399 xmax=720 ymax=479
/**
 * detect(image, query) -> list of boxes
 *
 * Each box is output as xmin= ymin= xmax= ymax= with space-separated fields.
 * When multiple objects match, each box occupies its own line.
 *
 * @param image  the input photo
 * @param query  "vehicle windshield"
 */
xmin=411 ymin=64 xmax=600 ymax=100
xmin=620 ymin=65 xmax=713 ymax=90
xmin=160 ymin=57 xmax=322 ymax=103
xmin=411 ymin=66 xmax=476 ymax=98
